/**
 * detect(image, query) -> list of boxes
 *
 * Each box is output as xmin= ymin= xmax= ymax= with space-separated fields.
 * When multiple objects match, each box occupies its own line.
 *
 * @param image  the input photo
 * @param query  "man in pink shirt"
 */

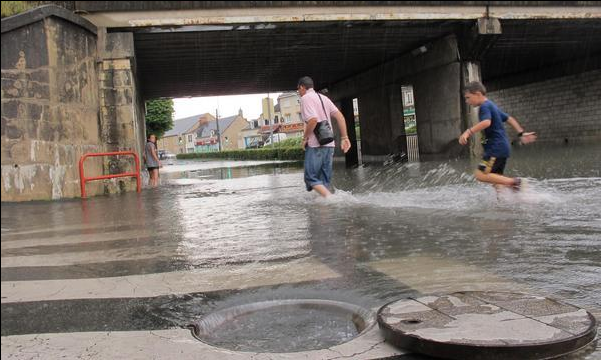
xmin=298 ymin=76 xmax=351 ymax=197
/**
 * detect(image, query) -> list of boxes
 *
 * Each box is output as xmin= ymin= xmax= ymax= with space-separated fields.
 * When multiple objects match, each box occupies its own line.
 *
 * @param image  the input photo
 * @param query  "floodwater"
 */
xmin=1 ymin=143 xmax=599 ymax=357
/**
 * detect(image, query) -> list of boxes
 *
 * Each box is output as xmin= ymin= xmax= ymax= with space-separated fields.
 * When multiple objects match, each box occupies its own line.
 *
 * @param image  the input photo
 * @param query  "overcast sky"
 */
xmin=173 ymin=93 xmax=283 ymax=121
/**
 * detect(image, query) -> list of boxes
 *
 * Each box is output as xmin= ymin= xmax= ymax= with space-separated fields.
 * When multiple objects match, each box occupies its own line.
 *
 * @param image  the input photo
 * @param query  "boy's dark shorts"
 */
xmin=477 ymin=156 xmax=507 ymax=175
xmin=147 ymin=166 xmax=159 ymax=171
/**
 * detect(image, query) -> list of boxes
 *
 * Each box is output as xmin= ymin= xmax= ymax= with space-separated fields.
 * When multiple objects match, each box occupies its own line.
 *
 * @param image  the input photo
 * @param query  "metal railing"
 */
xmin=406 ymin=134 xmax=420 ymax=162
xmin=79 ymin=151 xmax=141 ymax=198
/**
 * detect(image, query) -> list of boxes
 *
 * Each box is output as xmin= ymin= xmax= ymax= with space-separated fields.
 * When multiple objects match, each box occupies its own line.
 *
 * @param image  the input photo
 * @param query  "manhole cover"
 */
xmin=377 ymin=291 xmax=597 ymax=360
xmin=189 ymin=299 xmax=375 ymax=352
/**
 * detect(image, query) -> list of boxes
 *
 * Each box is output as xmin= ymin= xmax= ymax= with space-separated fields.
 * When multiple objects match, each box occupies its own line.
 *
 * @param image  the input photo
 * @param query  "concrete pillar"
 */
xmin=97 ymin=30 xmax=145 ymax=192
xmin=461 ymin=61 xmax=483 ymax=157
xmin=457 ymin=17 xmax=500 ymax=158
xmin=460 ymin=17 xmax=502 ymax=61
xmin=387 ymin=84 xmax=408 ymax=159
xmin=356 ymin=86 xmax=390 ymax=158
xmin=338 ymin=98 xmax=358 ymax=167
xmin=412 ymin=62 xmax=464 ymax=158
xmin=350 ymin=84 xmax=407 ymax=162
xmin=328 ymin=35 xmax=466 ymax=160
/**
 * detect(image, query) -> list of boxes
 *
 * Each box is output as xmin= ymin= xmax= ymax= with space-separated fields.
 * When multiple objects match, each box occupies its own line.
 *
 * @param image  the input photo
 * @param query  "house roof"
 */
xmin=196 ymin=114 xmax=241 ymax=138
xmin=163 ymin=113 xmax=211 ymax=137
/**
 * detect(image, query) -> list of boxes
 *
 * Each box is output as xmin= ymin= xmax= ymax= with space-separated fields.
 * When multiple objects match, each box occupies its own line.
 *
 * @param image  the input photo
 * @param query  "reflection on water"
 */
xmin=1 ymin=144 xmax=599 ymax=356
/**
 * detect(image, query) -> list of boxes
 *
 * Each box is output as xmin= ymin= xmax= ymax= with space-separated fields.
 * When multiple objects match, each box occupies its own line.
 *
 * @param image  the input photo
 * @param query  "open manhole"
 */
xmin=189 ymin=299 xmax=375 ymax=352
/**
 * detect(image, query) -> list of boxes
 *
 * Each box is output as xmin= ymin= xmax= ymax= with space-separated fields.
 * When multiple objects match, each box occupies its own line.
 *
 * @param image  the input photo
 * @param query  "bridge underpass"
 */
xmin=2 ymin=2 xmax=599 ymax=201
xmin=85 ymin=2 xmax=601 ymax=165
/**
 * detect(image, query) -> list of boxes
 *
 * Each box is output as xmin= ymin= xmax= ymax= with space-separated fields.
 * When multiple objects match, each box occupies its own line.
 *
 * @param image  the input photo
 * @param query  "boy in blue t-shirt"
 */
xmin=459 ymin=81 xmax=537 ymax=191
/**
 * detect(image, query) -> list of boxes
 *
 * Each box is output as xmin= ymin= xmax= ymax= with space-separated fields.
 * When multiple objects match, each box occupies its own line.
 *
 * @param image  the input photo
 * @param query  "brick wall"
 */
xmin=488 ymin=70 xmax=601 ymax=144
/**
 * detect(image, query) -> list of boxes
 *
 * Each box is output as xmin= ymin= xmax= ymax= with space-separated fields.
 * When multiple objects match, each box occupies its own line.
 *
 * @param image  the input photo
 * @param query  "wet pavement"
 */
xmin=1 ymin=144 xmax=600 ymax=359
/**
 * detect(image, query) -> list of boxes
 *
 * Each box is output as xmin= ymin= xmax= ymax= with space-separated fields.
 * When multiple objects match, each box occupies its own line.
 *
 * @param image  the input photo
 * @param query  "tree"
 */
xmin=145 ymin=99 xmax=174 ymax=138
xmin=2 ymin=2 xmax=34 ymax=18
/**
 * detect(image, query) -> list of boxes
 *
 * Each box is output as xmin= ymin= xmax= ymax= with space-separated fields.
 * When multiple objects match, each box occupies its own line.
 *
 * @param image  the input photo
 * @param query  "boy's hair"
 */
xmin=297 ymin=76 xmax=314 ymax=89
xmin=464 ymin=81 xmax=487 ymax=95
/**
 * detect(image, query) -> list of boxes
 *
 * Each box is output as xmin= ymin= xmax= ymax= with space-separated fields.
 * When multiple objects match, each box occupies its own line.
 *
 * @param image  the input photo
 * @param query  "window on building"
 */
xmin=274 ymin=116 xmax=279 ymax=123
xmin=265 ymin=119 xmax=270 ymax=126
xmin=187 ymin=134 xmax=193 ymax=143
xmin=253 ymin=120 xmax=259 ymax=128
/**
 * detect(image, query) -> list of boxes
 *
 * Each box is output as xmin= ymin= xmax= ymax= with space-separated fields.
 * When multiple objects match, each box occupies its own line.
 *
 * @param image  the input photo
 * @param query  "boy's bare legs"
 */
xmin=474 ymin=170 xmax=518 ymax=187
xmin=312 ymin=184 xmax=332 ymax=197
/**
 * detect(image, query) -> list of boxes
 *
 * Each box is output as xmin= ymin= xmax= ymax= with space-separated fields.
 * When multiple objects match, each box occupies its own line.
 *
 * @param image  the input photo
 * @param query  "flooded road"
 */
xmin=1 ymin=144 xmax=599 ymax=358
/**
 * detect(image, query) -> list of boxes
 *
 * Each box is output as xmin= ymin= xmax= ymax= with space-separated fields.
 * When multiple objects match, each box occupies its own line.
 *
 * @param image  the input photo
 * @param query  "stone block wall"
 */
xmin=2 ymin=14 xmax=104 ymax=201
xmin=97 ymin=31 xmax=146 ymax=193
xmin=489 ymin=70 xmax=601 ymax=144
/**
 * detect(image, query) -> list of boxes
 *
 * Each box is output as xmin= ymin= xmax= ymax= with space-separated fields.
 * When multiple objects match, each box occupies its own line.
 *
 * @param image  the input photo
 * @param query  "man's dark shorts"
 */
xmin=477 ymin=156 xmax=507 ymax=175
xmin=304 ymin=146 xmax=334 ymax=191
xmin=147 ymin=166 xmax=159 ymax=171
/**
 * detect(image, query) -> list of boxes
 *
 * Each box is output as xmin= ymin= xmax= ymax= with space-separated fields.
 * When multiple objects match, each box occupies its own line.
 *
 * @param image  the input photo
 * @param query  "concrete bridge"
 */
xmin=2 ymin=1 xmax=600 ymax=200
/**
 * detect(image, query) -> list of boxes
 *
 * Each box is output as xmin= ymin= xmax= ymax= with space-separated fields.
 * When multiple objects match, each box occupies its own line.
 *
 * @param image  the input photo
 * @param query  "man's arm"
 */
xmin=332 ymin=111 xmax=351 ymax=153
xmin=303 ymin=117 xmax=318 ymax=149
xmin=459 ymin=119 xmax=491 ymax=145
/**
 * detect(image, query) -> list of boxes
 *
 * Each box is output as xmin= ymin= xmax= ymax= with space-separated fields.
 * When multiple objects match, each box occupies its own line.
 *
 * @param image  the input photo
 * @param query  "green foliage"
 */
xmin=177 ymin=148 xmax=305 ymax=161
xmin=145 ymin=99 xmax=174 ymax=138
xmin=262 ymin=136 xmax=303 ymax=148
xmin=1 ymin=1 xmax=34 ymax=18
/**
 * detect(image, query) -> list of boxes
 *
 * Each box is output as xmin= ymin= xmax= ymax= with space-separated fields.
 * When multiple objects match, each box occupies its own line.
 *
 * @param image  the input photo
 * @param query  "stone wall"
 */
xmin=98 ymin=56 xmax=145 ymax=193
xmin=2 ymin=12 xmax=104 ymax=201
xmin=489 ymin=70 xmax=601 ymax=144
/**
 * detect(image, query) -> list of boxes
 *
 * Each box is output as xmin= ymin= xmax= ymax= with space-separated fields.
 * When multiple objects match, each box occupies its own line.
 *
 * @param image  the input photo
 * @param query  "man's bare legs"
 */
xmin=312 ymin=184 xmax=332 ymax=197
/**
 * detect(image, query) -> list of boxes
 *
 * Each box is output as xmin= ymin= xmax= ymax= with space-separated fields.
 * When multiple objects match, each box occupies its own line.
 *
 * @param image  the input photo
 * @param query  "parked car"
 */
xmin=246 ymin=140 xmax=264 ymax=149
xmin=158 ymin=150 xmax=176 ymax=165
xmin=263 ymin=133 xmax=288 ymax=146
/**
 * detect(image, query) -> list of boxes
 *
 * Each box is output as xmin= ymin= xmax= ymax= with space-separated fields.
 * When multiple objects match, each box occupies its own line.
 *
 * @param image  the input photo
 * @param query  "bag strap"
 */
xmin=317 ymin=94 xmax=329 ymax=122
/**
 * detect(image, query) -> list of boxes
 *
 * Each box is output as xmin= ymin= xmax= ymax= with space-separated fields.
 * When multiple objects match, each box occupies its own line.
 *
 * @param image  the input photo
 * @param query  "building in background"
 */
xmin=276 ymin=92 xmax=303 ymax=138
xmin=240 ymin=93 xmax=305 ymax=149
xmin=196 ymin=109 xmax=248 ymax=152
xmin=277 ymin=92 xmax=302 ymax=124
xmin=240 ymin=118 xmax=263 ymax=149
xmin=158 ymin=113 xmax=214 ymax=154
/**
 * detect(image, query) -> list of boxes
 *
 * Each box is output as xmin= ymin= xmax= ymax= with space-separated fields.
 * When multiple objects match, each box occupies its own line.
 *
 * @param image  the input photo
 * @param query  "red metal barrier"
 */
xmin=79 ymin=151 xmax=141 ymax=198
